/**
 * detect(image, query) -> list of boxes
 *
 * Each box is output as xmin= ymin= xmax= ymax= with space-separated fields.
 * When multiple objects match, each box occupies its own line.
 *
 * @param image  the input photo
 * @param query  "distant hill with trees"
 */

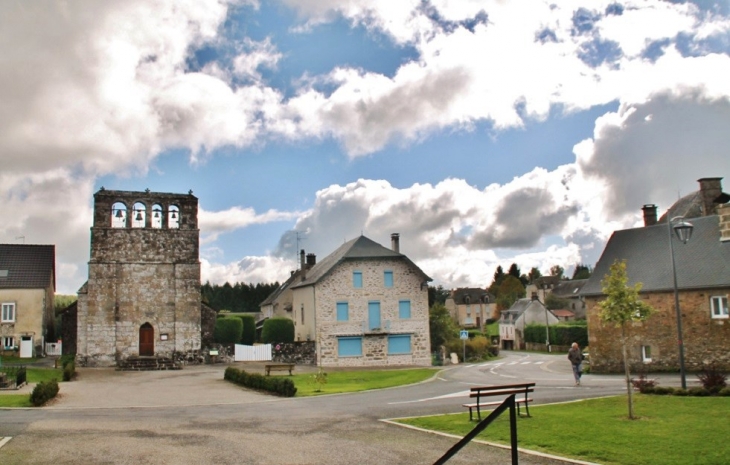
xmin=201 ymin=281 xmax=280 ymax=313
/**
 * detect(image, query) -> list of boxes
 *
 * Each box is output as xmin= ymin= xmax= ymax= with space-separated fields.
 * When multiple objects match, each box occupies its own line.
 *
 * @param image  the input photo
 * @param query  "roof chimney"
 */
xmin=719 ymin=203 xmax=730 ymax=242
xmin=698 ymin=177 xmax=723 ymax=216
xmin=391 ymin=233 xmax=400 ymax=253
xmin=642 ymin=204 xmax=658 ymax=226
xmin=300 ymin=249 xmax=305 ymax=270
xmin=306 ymin=253 xmax=316 ymax=268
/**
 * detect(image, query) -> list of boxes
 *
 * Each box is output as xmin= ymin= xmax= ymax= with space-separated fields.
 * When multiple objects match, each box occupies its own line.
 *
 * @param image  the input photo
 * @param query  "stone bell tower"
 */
xmin=76 ymin=188 xmax=201 ymax=366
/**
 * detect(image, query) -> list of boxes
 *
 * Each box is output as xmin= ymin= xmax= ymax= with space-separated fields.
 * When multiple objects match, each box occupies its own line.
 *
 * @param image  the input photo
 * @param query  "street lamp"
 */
xmin=668 ymin=216 xmax=693 ymax=389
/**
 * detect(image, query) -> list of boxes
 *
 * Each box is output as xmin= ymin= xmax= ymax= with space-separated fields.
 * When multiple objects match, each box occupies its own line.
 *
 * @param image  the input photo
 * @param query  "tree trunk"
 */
xmin=622 ymin=325 xmax=634 ymax=419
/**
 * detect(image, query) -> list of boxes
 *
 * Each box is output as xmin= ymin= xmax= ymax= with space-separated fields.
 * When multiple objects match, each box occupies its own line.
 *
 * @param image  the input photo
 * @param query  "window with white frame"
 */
xmin=1 ymin=302 xmax=15 ymax=322
xmin=710 ymin=296 xmax=728 ymax=319
xmin=641 ymin=345 xmax=652 ymax=363
xmin=3 ymin=336 xmax=14 ymax=349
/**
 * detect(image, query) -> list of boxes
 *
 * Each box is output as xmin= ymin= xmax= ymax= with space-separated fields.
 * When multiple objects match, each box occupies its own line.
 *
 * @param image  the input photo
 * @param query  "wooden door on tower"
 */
xmin=139 ymin=323 xmax=154 ymax=356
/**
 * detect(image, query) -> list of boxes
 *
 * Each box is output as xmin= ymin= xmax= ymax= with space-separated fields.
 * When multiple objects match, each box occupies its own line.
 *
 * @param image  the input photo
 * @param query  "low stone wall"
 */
xmin=272 ymin=341 xmax=316 ymax=365
xmin=525 ymin=342 xmax=571 ymax=354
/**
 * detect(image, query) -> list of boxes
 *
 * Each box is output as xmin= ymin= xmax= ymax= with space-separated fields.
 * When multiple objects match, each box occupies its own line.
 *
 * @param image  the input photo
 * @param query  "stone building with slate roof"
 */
xmin=0 ymin=244 xmax=55 ymax=357
xmin=583 ymin=178 xmax=730 ymax=373
xmin=444 ymin=288 xmax=496 ymax=328
xmin=289 ymin=233 xmax=432 ymax=367
xmin=75 ymin=188 xmax=202 ymax=367
xmin=499 ymin=295 xmax=559 ymax=350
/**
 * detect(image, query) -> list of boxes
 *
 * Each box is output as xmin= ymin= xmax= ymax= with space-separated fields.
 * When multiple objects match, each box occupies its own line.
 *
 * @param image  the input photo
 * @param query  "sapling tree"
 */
xmin=598 ymin=260 xmax=655 ymax=419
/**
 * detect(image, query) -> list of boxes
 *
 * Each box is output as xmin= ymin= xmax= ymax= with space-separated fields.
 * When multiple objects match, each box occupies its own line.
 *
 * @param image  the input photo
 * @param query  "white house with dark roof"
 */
xmin=583 ymin=178 xmax=730 ymax=373
xmin=289 ymin=234 xmax=432 ymax=367
xmin=0 ymin=244 xmax=56 ymax=358
xmin=499 ymin=295 xmax=559 ymax=350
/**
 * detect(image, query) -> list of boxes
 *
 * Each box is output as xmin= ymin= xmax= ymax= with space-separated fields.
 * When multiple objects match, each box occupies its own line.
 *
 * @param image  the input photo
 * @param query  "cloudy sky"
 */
xmin=2 ymin=0 xmax=730 ymax=295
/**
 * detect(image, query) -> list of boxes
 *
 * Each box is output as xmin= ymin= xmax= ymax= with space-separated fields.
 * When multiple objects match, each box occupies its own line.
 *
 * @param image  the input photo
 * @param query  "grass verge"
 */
xmin=292 ymin=368 xmax=438 ymax=396
xmin=396 ymin=395 xmax=730 ymax=465
xmin=0 ymin=368 xmax=63 ymax=407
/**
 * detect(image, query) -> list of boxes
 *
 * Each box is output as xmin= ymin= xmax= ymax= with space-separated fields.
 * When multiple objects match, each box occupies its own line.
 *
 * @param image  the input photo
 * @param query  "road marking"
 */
xmin=535 ymin=361 xmax=544 ymax=365
xmin=387 ymin=390 xmax=471 ymax=404
xmin=521 ymin=362 xmax=531 ymax=365
xmin=0 ymin=437 xmax=11 ymax=449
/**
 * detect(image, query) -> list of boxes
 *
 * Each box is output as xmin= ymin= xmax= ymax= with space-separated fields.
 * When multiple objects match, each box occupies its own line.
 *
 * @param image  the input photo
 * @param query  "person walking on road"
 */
xmin=568 ymin=342 xmax=583 ymax=386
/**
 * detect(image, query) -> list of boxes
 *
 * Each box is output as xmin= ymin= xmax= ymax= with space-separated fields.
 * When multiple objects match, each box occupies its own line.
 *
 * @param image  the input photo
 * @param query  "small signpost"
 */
xmin=460 ymin=330 xmax=468 ymax=362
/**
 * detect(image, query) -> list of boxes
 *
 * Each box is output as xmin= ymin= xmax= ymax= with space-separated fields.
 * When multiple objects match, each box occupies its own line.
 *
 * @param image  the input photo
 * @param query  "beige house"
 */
xmin=0 ymin=244 xmax=55 ymax=358
xmin=444 ymin=288 xmax=496 ymax=328
xmin=583 ymin=180 xmax=730 ymax=373
xmin=289 ymin=234 xmax=432 ymax=367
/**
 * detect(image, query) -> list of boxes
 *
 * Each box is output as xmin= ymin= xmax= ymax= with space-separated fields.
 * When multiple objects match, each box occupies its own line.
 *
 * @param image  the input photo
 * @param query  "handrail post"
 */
xmin=509 ymin=394 xmax=518 ymax=464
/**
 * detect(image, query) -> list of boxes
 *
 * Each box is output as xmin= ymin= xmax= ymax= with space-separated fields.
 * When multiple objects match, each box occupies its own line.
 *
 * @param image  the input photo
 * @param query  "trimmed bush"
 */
xmin=224 ymin=367 xmax=297 ymax=397
xmin=30 ymin=379 xmax=60 ymax=406
xmin=696 ymin=363 xmax=727 ymax=391
xmin=524 ymin=323 xmax=588 ymax=347
xmin=214 ymin=317 xmax=243 ymax=344
xmin=262 ymin=317 xmax=295 ymax=343
xmin=238 ymin=314 xmax=256 ymax=345
xmin=688 ymin=387 xmax=710 ymax=396
xmin=62 ymin=359 xmax=76 ymax=381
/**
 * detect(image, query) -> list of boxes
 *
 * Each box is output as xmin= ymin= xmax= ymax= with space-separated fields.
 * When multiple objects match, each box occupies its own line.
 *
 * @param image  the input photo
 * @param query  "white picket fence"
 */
xmin=45 ymin=342 xmax=62 ymax=356
xmin=234 ymin=343 xmax=272 ymax=362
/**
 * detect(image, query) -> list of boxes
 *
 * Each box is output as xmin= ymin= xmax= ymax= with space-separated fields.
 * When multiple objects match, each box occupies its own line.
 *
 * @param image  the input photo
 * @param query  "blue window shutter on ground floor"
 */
xmin=388 ymin=334 xmax=411 ymax=354
xmin=338 ymin=337 xmax=362 ymax=357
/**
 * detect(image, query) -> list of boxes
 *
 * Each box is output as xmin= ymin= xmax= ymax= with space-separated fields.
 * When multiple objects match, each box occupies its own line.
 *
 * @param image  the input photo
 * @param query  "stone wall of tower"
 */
xmin=77 ymin=189 xmax=201 ymax=367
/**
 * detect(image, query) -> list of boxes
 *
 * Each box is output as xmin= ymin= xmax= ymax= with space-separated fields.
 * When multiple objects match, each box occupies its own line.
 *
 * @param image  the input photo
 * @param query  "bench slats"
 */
xmin=463 ymin=382 xmax=535 ymax=421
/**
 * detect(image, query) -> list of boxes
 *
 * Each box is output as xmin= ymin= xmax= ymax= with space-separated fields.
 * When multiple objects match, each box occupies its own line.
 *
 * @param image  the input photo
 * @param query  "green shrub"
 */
xmin=62 ymin=360 xmax=76 ymax=381
xmin=524 ymin=323 xmax=588 ymax=347
xmin=718 ymin=387 xmax=730 ymax=397
xmin=214 ymin=317 xmax=243 ymax=344
xmin=29 ymin=379 xmax=60 ymax=406
xmin=238 ymin=314 xmax=256 ymax=345
xmin=59 ymin=354 xmax=75 ymax=370
xmin=688 ymin=387 xmax=710 ymax=396
xmin=652 ymin=386 xmax=675 ymax=395
xmin=224 ymin=367 xmax=297 ymax=397
xmin=445 ymin=335 xmax=495 ymax=362
xmin=262 ymin=318 xmax=295 ymax=343
xmin=672 ymin=388 xmax=689 ymax=396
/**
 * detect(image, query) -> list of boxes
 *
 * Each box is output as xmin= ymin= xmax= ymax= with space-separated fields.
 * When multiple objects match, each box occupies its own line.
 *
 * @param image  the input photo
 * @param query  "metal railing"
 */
xmin=433 ymin=394 xmax=521 ymax=465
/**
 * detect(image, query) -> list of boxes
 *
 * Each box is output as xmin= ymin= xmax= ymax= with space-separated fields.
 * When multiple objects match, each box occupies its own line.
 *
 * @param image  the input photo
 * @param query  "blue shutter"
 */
xmin=338 ymin=337 xmax=362 ymax=357
xmin=388 ymin=335 xmax=411 ymax=354
xmin=336 ymin=302 xmax=349 ymax=321
xmin=353 ymin=271 xmax=363 ymax=288
xmin=384 ymin=270 xmax=393 ymax=288
xmin=368 ymin=301 xmax=381 ymax=330
xmin=398 ymin=300 xmax=411 ymax=319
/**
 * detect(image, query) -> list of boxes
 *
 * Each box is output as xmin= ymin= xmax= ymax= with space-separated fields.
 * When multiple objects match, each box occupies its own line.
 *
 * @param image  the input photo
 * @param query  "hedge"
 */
xmin=224 ymin=367 xmax=297 ymax=397
xmin=261 ymin=317 xmax=295 ymax=343
xmin=237 ymin=314 xmax=256 ymax=345
xmin=214 ymin=317 xmax=243 ymax=344
xmin=524 ymin=323 xmax=588 ymax=347
xmin=30 ymin=379 xmax=60 ymax=406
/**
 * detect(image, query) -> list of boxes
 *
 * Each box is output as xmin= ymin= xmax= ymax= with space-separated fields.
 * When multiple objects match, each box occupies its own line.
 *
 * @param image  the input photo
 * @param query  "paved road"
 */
xmin=0 ymin=351 xmax=669 ymax=465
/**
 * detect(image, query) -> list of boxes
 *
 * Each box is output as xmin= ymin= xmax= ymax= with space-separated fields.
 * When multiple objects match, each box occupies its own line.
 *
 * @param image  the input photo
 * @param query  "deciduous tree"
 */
xmin=598 ymin=259 xmax=654 ymax=419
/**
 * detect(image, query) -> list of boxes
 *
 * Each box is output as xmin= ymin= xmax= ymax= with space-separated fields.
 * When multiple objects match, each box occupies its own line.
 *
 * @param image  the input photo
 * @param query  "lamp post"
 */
xmin=668 ymin=216 xmax=693 ymax=390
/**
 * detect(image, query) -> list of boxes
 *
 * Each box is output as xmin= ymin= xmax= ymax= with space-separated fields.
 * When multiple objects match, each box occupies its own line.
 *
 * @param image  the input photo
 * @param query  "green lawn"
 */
xmin=0 ymin=368 xmax=63 ymax=408
xmin=397 ymin=395 xmax=730 ymax=465
xmin=292 ymin=368 xmax=438 ymax=396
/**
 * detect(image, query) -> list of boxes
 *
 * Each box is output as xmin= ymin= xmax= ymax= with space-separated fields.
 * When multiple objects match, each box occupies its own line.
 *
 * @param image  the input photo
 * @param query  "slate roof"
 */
xmin=451 ymin=288 xmax=494 ymax=304
xmin=290 ymin=235 xmax=431 ymax=289
xmin=582 ymin=214 xmax=730 ymax=296
xmin=552 ymin=279 xmax=587 ymax=298
xmin=0 ymin=244 xmax=56 ymax=290
xmin=260 ymin=270 xmax=303 ymax=307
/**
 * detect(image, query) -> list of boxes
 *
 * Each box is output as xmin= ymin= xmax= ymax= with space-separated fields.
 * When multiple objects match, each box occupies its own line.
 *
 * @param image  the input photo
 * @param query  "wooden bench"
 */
xmin=264 ymin=363 xmax=295 ymax=376
xmin=463 ymin=382 xmax=535 ymax=421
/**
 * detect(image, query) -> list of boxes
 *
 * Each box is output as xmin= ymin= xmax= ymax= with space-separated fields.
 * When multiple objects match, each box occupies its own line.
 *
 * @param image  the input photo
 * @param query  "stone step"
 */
xmin=117 ymin=357 xmax=182 ymax=371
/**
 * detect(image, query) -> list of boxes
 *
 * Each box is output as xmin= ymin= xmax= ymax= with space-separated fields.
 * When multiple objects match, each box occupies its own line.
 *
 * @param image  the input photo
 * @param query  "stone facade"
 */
xmin=295 ymin=257 xmax=431 ymax=367
xmin=76 ymin=189 xmax=202 ymax=367
xmin=586 ymin=288 xmax=730 ymax=373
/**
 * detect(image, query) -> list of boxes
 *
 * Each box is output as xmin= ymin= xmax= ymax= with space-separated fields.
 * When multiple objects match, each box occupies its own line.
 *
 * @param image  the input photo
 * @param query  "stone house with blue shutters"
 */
xmin=289 ymin=234 xmax=432 ymax=367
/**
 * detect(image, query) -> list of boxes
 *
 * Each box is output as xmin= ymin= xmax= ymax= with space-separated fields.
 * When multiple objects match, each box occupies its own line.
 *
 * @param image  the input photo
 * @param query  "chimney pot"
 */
xmin=391 ymin=233 xmax=400 ymax=253
xmin=300 ymin=249 xmax=305 ymax=270
xmin=306 ymin=253 xmax=316 ymax=268
xmin=642 ymin=204 xmax=658 ymax=226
